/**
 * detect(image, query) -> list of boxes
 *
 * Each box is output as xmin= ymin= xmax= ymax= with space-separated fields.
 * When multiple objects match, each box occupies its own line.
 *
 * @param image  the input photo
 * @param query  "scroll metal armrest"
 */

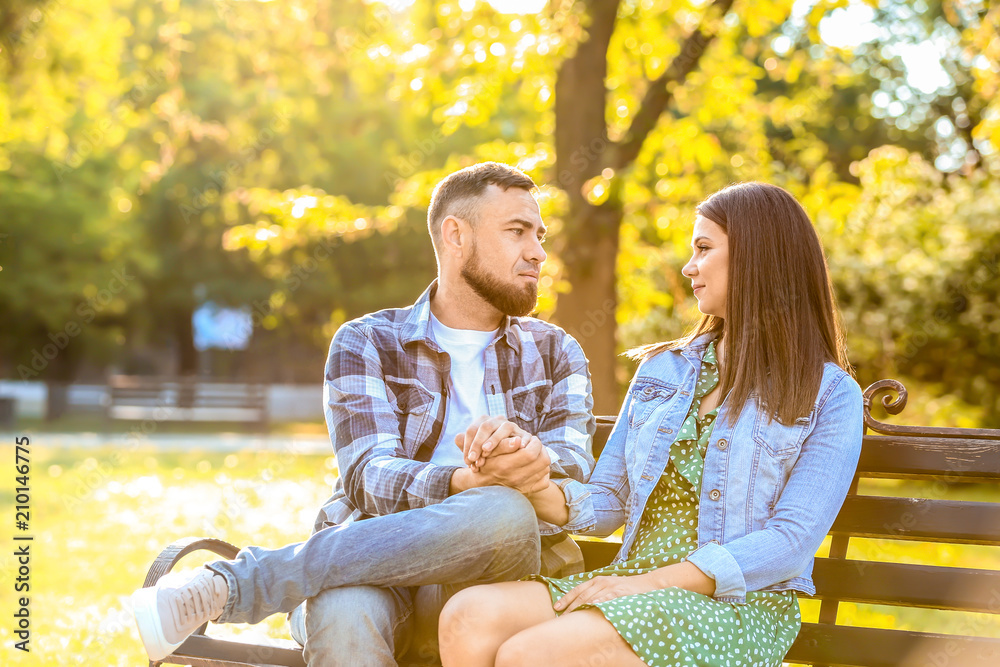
xmin=140 ymin=536 xmax=242 ymax=647
xmin=142 ymin=536 xmax=241 ymax=588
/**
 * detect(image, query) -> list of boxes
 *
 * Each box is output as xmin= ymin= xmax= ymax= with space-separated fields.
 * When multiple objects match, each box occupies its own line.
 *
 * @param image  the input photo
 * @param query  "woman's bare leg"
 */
xmin=496 ymin=607 xmax=646 ymax=667
xmin=439 ymin=581 xmax=556 ymax=667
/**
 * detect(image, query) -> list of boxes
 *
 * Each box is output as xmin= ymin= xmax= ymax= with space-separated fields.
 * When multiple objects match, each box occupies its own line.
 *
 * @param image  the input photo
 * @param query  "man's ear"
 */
xmin=440 ymin=215 xmax=471 ymax=258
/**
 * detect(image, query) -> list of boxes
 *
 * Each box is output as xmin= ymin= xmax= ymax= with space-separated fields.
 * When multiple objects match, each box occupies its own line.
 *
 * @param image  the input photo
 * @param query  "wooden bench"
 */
xmin=140 ymin=379 xmax=1000 ymax=667
xmin=107 ymin=376 xmax=269 ymax=431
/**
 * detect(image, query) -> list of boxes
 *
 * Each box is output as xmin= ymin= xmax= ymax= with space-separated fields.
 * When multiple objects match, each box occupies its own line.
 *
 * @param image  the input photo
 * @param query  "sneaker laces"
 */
xmin=171 ymin=572 xmax=226 ymax=630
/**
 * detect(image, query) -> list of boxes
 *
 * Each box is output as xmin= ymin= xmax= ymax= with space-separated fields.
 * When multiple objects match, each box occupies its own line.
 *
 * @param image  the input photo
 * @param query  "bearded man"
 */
xmin=132 ymin=162 xmax=596 ymax=667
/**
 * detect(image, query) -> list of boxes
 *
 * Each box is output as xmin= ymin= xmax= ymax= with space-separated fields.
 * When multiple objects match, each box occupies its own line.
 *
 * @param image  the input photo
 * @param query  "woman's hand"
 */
xmin=554 ymin=573 xmax=659 ymax=613
xmin=553 ymin=562 xmax=716 ymax=613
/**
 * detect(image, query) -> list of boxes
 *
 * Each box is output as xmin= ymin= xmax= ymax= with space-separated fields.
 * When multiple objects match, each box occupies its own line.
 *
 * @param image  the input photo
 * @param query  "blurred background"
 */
xmin=0 ymin=0 xmax=998 ymax=665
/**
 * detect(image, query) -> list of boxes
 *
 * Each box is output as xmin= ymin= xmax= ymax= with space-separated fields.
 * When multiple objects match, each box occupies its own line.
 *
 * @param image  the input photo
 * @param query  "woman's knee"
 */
xmin=495 ymin=629 xmax=548 ymax=667
xmin=439 ymin=585 xmax=503 ymax=645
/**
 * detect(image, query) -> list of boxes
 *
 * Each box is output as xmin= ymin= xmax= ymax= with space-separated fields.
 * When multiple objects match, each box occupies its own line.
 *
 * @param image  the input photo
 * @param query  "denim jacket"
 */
xmin=557 ymin=334 xmax=863 ymax=603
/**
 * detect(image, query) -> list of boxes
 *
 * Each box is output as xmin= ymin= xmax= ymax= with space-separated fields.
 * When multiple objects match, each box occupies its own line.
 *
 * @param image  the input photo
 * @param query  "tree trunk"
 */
xmin=174 ymin=304 xmax=198 ymax=408
xmin=551 ymin=0 xmax=734 ymax=413
xmin=44 ymin=382 xmax=69 ymax=421
xmin=43 ymin=335 xmax=80 ymax=421
xmin=551 ymin=0 xmax=621 ymax=414
xmin=552 ymin=202 xmax=622 ymax=415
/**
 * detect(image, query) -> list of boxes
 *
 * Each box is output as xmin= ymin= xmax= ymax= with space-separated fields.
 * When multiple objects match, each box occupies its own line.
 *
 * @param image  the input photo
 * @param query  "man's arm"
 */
xmin=326 ymin=322 xmax=460 ymax=516
xmin=460 ymin=332 xmax=595 ymax=482
xmin=449 ymin=435 xmax=551 ymax=495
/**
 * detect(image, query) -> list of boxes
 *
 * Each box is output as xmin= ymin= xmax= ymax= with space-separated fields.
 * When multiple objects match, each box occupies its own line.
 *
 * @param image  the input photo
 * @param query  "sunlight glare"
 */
xmin=489 ymin=0 xmax=547 ymax=13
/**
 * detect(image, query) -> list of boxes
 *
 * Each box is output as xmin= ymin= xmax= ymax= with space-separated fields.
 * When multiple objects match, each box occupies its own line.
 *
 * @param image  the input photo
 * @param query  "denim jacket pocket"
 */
xmin=627 ymin=379 xmax=679 ymax=427
xmin=753 ymin=411 xmax=812 ymax=459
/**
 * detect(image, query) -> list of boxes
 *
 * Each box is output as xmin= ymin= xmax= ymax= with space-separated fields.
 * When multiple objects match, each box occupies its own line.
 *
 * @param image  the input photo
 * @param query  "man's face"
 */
xmin=460 ymin=186 xmax=547 ymax=317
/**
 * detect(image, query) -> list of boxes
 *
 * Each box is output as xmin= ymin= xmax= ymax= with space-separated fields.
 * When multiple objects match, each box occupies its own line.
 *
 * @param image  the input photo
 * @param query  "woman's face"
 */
xmin=682 ymin=215 xmax=729 ymax=318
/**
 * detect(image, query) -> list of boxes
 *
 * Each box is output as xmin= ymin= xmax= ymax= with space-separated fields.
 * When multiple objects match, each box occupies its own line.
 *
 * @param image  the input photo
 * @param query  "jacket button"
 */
xmin=709 ymin=489 xmax=721 ymax=501
xmin=717 ymin=438 xmax=728 ymax=450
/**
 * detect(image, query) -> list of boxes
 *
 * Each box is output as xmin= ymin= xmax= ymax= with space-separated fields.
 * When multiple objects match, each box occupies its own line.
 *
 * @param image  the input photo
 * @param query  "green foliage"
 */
xmin=1 ymin=0 xmax=997 ymax=422
xmin=828 ymin=146 xmax=1000 ymax=422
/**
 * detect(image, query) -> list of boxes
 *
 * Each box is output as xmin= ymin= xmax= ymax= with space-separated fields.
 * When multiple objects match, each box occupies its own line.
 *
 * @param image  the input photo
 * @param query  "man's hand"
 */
xmin=476 ymin=435 xmax=550 ymax=493
xmin=455 ymin=416 xmax=532 ymax=471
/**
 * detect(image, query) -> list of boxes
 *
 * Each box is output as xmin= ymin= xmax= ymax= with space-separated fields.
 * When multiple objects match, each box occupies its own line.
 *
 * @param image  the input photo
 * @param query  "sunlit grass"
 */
xmin=2 ymin=445 xmax=999 ymax=666
xmin=10 ymin=414 xmax=329 ymax=435
xmin=1 ymin=444 xmax=336 ymax=666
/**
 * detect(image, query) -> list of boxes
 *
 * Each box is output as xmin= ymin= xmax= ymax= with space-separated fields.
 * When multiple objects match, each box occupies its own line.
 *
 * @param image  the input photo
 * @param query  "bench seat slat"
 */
xmin=858 ymin=435 xmax=1000 ymax=481
xmin=787 ymin=622 xmax=1000 ymax=666
xmin=831 ymin=496 xmax=1000 ymax=545
xmin=811 ymin=558 xmax=1000 ymax=613
xmin=166 ymin=635 xmax=306 ymax=667
xmin=577 ymin=538 xmax=620 ymax=570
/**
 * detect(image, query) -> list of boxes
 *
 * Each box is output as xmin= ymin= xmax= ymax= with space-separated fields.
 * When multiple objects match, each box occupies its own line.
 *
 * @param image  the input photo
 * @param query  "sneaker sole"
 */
xmin=132 ymin=586 xmax=182 ymax=661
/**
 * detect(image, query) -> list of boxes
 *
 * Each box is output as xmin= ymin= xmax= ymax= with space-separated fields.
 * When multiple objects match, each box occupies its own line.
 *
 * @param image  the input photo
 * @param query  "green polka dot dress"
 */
xmin=535 ymin=341 xmax=801 ymax=666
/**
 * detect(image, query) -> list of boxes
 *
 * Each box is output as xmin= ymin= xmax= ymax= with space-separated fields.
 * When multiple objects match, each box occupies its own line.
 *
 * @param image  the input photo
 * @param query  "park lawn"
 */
xmin=10 ymin=413 xmax=329 ymax=435
xmin=1 ymin=443 xmax=336 ymax=666
xmin=1 ymin=445 xmax=999 ymax=667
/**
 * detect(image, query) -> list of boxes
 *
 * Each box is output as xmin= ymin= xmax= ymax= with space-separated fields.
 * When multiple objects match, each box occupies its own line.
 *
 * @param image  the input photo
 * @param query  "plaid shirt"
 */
xmin=314 ymin=281 xmax=596 ymax=576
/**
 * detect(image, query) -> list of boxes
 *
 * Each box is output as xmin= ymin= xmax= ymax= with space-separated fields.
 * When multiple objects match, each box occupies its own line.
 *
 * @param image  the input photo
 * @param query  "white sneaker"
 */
xmin=132 ymin=569 xmax=229 ymax=661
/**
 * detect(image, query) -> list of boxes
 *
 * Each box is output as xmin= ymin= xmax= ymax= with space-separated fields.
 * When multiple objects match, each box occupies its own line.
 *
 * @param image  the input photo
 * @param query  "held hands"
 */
xmin=455 ymin=415 xmax=532 ymax=470
xmin=453 ymin=416 xmax=550 ymax=494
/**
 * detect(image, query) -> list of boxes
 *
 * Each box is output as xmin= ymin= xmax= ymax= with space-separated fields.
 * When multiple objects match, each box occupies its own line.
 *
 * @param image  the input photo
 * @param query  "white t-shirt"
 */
xmin=428 ymin=313 xmax=499 ymax=467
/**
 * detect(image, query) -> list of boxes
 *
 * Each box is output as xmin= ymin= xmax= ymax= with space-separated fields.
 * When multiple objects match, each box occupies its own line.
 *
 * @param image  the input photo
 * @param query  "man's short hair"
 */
xmin=427 ymin=162 xmax=536 ymax=248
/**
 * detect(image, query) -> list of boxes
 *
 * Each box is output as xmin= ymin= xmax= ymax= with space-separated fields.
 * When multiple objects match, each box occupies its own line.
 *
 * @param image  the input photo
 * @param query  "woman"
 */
xmin=438 ymin=182 xmax=864 ymax=667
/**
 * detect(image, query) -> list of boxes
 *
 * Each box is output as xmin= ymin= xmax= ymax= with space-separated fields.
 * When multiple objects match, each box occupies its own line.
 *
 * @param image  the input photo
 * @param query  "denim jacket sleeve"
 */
xmin=686 ymin=373 xmax=864 ymax=601
xmin=536 ymin=332 xmax=596 ymax=485
xmin=558 ymin=383 xmax=635 ymax=536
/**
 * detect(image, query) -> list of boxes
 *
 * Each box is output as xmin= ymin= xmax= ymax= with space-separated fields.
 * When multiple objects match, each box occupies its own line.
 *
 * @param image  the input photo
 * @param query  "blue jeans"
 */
xmin=207 ymin=487 xmax=541 ymax=666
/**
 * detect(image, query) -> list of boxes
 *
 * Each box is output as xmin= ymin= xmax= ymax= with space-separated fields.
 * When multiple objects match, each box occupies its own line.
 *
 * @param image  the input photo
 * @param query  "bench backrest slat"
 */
xmin=811 ymin=558 xmax=1000 ymax=613
xmin=830 ymin=496 xmax=1000 ymax=545
xmin=859 ymin=435 xmax=1000 ymax=480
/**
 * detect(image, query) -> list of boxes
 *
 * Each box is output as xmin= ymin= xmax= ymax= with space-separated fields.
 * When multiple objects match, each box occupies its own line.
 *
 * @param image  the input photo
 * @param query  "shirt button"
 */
xmin=709 ymin=489 xmax=721 ymax=501
xmin=717 ymin=438 xmax=728 ymax=450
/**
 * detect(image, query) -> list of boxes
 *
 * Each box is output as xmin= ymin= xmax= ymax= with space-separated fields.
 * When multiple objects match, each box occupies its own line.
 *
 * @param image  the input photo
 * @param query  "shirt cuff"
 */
xmin=685 ymin=540 xmax=747 ymax=602
xmin=425 ymin=465 xmax=462 ymax=505
xmin=551 ymin=478 xmax=595 ymax=534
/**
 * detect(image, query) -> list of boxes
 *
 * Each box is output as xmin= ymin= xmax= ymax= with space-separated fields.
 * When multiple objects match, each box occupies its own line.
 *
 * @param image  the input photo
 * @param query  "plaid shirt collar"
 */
xmin=399 ymin=279 xmax=523 ymax=356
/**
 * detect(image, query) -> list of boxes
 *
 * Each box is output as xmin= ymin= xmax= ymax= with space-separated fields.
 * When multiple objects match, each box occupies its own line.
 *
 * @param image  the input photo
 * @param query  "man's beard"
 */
xmin=460 ymin=244 xmax=538 ymax=317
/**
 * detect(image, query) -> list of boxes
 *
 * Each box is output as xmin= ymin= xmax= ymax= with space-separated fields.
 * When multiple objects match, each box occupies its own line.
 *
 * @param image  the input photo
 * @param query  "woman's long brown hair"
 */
xmin=630 ymin=182 xmax=851 ymax=425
